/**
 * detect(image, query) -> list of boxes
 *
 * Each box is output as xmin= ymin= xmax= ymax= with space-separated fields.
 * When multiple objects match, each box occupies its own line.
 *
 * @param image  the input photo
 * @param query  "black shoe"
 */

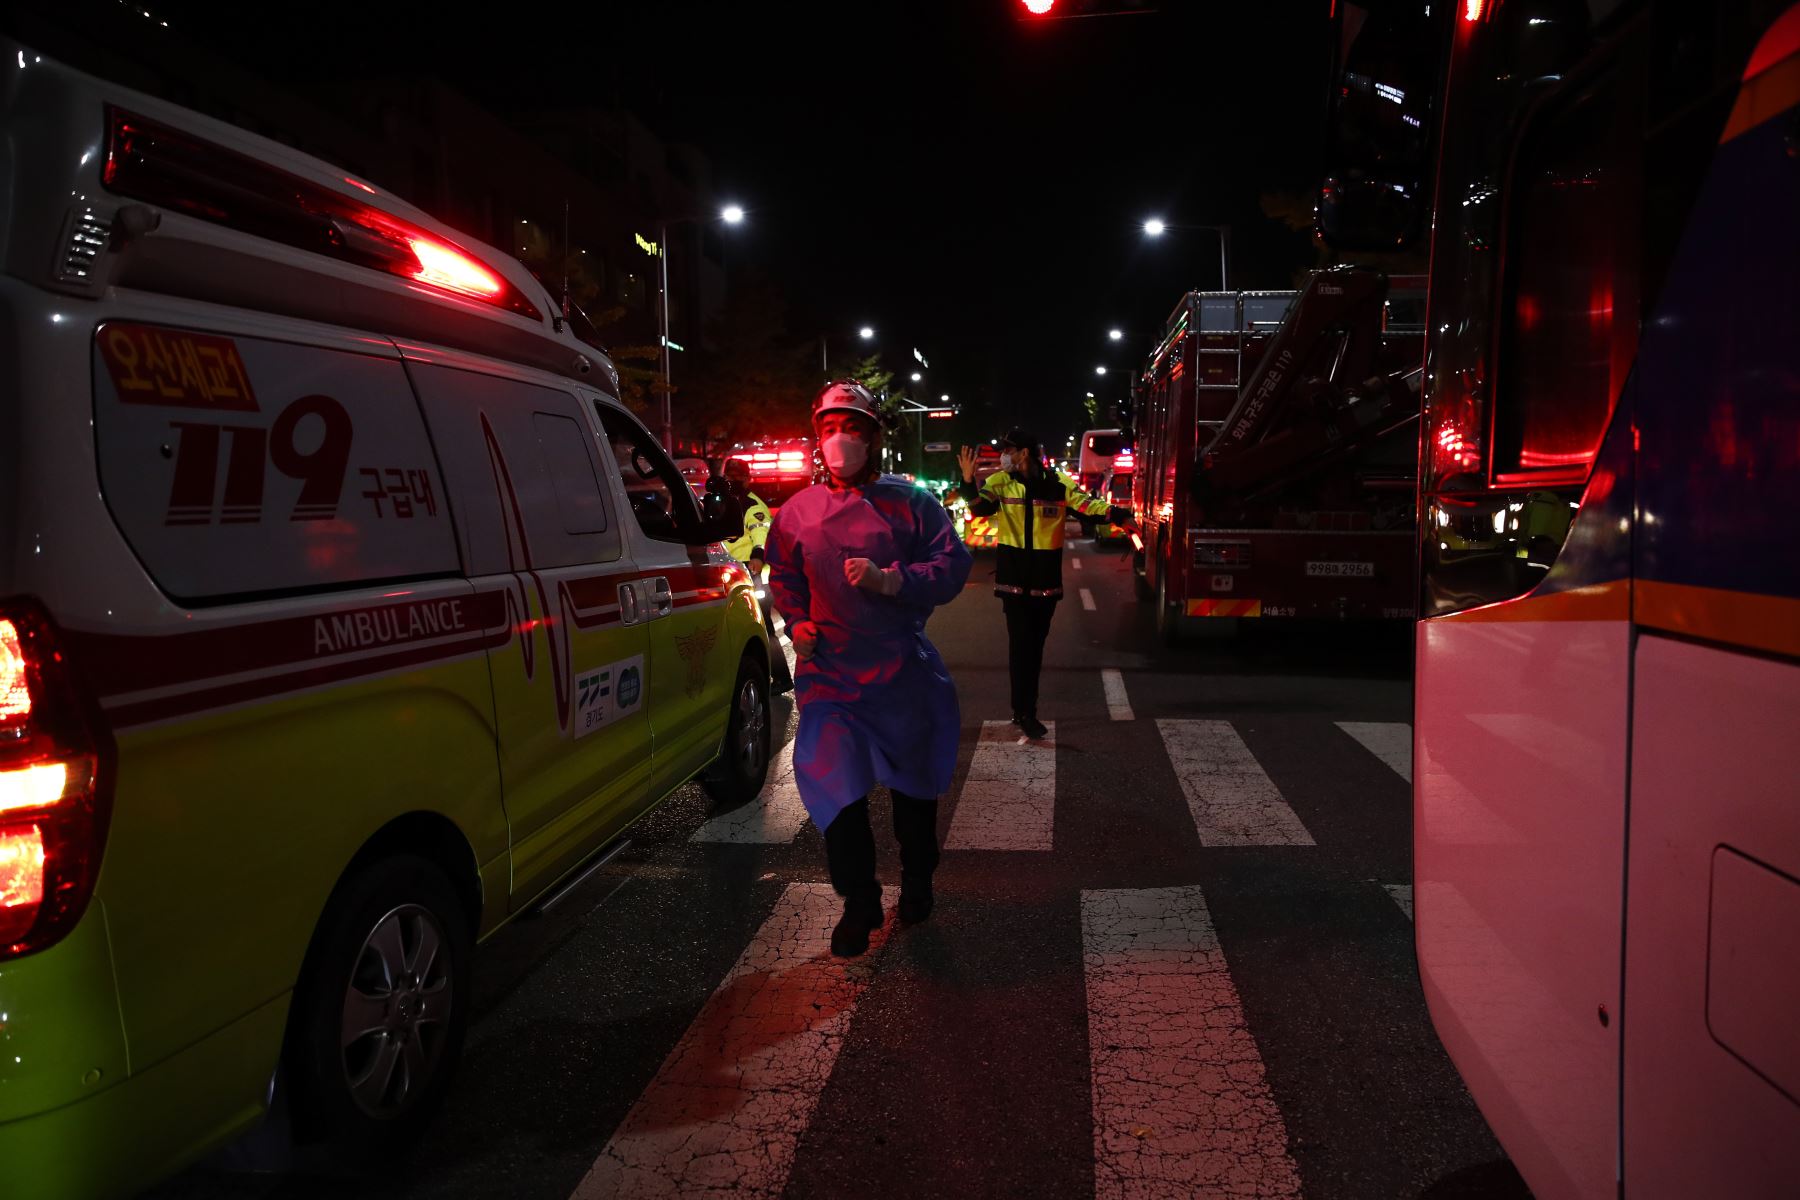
xmin=898 ymin=876 xmax=934 ymax=924
xmin=1018 ymin=714 xmax=1048 ymax=740
xmin=830 ymin=892 xmax=885 ymax=958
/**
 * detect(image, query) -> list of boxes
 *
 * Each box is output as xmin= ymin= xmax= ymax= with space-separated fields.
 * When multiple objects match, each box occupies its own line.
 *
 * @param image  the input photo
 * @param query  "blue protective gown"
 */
xmin=764 ymin=475 xmax=973 ymax=830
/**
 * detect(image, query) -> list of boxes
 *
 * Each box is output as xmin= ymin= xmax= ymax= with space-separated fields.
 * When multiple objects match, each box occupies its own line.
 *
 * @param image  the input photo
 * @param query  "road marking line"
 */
xmin=1082 ymin=886 xmax=1303 ymax=1200
xmin=1384 ymin=883 xmax=1414 ymax=920
xmin=1336 ymin=721 xmax=1413 ymax=783
xmin=691 ymin=738 xmax=808 ymax=843
xmin=1071 ymin=556 xmax=1084 ymax=570
xmin=1079 ymin=587 xmax=1098 ymax=611
xmin=944 ymin=720 xmax=1056 ymax=851
xmin=1156 ymin=720 xmax=1316 ymax=846
xmin=1100 ymin=668 xmax=1134 ymax=722
xmin=572 ymin=883 xmax=883 ymax=1199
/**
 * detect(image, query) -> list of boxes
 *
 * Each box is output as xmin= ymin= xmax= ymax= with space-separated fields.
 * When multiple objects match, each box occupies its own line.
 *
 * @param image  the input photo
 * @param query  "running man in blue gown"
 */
xmin=765 ymin=381 xmax=973 ymax=956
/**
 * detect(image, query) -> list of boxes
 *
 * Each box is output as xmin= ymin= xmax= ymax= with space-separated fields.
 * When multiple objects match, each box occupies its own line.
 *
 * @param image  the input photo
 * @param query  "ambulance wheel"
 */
xmin=703 ymin=657 xmax=772 ymax=807
xmin=287 ymin=855 xmax=472 ymax=1163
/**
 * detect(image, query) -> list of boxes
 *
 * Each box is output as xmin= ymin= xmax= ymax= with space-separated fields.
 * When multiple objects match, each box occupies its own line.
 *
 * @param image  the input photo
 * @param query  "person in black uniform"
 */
xmin=958 ymin=429 xmax=1133 ymax=739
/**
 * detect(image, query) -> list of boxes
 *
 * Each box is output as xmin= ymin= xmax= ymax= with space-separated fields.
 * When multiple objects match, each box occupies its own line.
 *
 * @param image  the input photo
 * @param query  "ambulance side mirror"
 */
xmin=686 ymin=511 xmax=742 ymax=547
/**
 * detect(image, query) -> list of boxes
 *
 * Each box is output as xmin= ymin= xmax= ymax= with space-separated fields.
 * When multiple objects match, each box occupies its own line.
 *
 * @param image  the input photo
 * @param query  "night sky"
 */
xmin=27 ymin=0 xmax=1334 ymax=443
xmin=614 ymin=0 xmax=1334 ymax=439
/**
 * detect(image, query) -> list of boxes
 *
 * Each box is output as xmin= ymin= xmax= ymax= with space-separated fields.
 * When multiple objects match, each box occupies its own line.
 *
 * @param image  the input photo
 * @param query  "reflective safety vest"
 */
xmin=724 ymin=491 xmax=773 ymax=564
xmin=961 ymin=469 xmax=1115 ymax=597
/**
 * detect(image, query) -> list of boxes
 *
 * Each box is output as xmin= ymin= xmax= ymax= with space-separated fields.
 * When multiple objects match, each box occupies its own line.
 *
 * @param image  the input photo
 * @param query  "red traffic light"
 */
xmin=1021 ymin=0 xmax=1055 ymax=12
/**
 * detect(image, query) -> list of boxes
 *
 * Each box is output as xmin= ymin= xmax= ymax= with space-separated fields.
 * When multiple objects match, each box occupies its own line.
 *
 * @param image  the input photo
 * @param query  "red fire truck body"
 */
xmin=1131 ymin=269 xmax=1423 ymax=639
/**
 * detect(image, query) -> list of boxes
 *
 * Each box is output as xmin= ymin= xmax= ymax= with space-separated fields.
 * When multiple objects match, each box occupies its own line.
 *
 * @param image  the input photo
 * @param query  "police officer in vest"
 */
xmin=720 ymin=457 xmax=793 ymax=694
xmin=959 ymin=429 xmax=1132 ymax=739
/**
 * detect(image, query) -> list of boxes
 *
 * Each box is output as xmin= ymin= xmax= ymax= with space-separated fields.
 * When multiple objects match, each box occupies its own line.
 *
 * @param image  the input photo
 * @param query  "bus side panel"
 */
xmin=1414 ymin=610 xmax=1626 ymax=1200
xmin=1623 ymin=637 xmax=1800 ymax=1197
xmin=1621 ymin=49 xmax=1800 ymax=1191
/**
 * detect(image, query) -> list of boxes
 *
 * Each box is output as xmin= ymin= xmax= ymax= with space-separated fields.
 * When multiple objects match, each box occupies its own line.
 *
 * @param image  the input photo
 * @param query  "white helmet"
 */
xmin=812 ymin=380 xmax=881 ymax=424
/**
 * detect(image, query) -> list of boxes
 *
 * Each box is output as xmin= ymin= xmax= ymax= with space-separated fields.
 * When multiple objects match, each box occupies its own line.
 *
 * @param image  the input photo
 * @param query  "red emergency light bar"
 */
xmin=102 ymin=108 xmax=542 ymax=320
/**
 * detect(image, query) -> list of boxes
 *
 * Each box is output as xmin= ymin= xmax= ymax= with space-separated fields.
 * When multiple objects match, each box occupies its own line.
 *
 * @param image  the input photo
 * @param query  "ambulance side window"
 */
xmin=532 ymin=412 xmax=609 ymax=535
xmin=408 ymin=362 xmax=621 ymax=573
xmin=595 ymin=404 xmax=700 ymax=544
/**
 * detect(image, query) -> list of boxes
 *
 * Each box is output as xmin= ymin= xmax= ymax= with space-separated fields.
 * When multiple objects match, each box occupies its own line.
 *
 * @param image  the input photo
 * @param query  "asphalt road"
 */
xmin=151 ymin=536 xmax=1531 ymax=1200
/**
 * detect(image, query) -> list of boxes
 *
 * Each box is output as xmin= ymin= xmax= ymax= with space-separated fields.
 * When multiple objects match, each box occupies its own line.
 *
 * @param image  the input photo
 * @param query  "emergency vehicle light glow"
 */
xmin=0 ymin=606 xmax=111 ymax=962
xmin=0 ymin=827 xmax=47 ymax=945
xmin=0 ymin=764 xmax=67 ymax=817
xmin=0 ymin=619 xmax=28 ymax=725
xmin=102 ymin=108 xmax=541 ymax=321
xmin=407 ymin=237 xmax=504 ymax=299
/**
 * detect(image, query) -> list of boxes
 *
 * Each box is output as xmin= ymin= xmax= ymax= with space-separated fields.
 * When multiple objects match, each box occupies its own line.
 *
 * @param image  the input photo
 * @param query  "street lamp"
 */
xmin=1108 ymin=328 xmax=1124 ymax=341
xmin=1095 ymin=366 xmax=1108 ymax=376
xmin=859 ymin=326 xmax=875 ymax=340
xmin=1141 ymin=217 xmax=1230 ymax=290
xmin=657 ymin=203 xmax=745 ymax=448
xmin=911 ymin=372 xmax=922 ymax=381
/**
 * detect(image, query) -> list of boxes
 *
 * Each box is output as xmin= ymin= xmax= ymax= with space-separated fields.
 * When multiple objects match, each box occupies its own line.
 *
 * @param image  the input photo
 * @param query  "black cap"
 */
xmin=1000 ymin=427 xmax=1040 ymax=452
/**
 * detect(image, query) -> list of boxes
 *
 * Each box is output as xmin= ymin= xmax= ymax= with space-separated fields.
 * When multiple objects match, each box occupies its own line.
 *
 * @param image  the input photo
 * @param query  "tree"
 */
xmin=516 ymin=219 xmax=663 ymax=416
xmin=674 ymin=275 xmax=817 ymax=455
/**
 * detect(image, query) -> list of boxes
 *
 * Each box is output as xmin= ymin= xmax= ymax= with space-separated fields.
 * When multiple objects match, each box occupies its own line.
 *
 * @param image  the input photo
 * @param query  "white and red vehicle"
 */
xmin=1321 ymin=3 xmax=1800 ymax=1196
xmin=1076 ymin=428 xmax=1130 ymax=494
xmin=0 ymin=40 xmax=769 ymax=1196
xmin=1130 ymin=271 xmax=1425 ymax=639
xmin=727 ymin=438 xmax=814 ymax=509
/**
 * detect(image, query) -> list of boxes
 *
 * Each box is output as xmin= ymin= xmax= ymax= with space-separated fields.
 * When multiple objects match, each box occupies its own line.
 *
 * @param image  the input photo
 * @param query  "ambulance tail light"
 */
xmin=0 ymin=607 xmax=113 ymax=960
xmin=101 ymin=108 xmax=541 ymax=320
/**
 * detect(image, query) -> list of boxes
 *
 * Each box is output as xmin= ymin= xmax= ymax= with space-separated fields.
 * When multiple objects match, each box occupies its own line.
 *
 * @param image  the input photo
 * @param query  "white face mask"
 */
xmin=822 ymin=432 xmax=869 ymax=478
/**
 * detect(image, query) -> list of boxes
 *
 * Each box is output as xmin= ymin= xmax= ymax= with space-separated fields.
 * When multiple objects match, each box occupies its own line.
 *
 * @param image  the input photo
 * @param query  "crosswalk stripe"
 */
xmin=691 ymin=738 xmax=809 ymax=843
xmin=1079 ymin=587 xmax=1098 ymax=611
xmin=944 ymin=720 xmax=1056 ymax=851
xmin=571 ymin=883 xmax=883 ymax=1199
xmin=1100 ymin=668 xmax=1134 ymax=722
xmin=1156 ymin=720 xmax=1316 ymax=846
xmin=1071 ymin=555 xmax=1084 ymax=570
xmin=1082 ymin=886 xmax=1304 ymax=1199
xmin=1384 ymin=883 xmax=1414 ymax=920
xmin=1336 ymin=721 xmax=1413 ymax=782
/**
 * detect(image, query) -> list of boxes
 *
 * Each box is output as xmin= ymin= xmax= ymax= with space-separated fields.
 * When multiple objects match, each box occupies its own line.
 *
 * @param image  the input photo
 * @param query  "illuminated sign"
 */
xmin=635 ymin=233 xmax=661 ymax=257
xmin=925 ymin=409 xmax=955 ymax=419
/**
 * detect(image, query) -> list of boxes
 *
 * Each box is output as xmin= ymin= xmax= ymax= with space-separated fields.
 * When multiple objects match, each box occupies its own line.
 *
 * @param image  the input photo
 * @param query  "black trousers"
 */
xmin=823 ymin=794 xmax=939 ymax=900
xmin=1001 ymin=594 xmax=1059 ymax=720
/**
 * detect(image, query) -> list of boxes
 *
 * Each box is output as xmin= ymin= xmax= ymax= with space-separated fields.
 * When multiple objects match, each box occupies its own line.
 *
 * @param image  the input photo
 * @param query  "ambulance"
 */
xmin=0 ymin=41 xmax=771 ymax=1198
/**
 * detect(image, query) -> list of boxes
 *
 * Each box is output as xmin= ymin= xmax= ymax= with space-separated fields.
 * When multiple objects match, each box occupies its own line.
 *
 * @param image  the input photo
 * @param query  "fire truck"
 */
xmin=1129 ymin=270 xmax=1425 ymax=640
xmin=1319 ymin=3 xmax=1800 ymax=1196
